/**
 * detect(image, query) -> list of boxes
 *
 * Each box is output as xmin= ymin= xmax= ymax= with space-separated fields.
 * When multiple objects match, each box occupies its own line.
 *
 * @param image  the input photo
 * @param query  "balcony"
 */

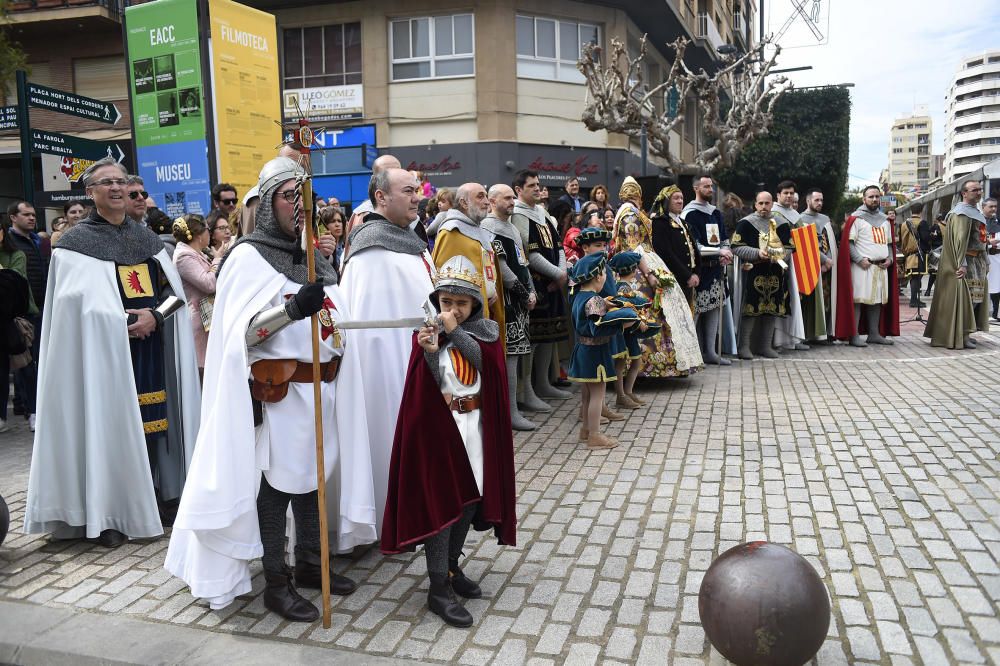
xmin=697 ymin=12 xmax=725 ymax=53
xmin=4 ymin=0 xmax=123 ymax=25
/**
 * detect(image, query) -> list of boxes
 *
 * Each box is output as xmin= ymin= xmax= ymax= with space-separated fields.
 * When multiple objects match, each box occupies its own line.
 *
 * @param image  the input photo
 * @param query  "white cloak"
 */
xmin=164 ymin=244 xmax=376 ymax=610
xmin=24 ymin=248 xmax=201 ymax=539
xmin=340 ymin=246 xmax=436 ymax=536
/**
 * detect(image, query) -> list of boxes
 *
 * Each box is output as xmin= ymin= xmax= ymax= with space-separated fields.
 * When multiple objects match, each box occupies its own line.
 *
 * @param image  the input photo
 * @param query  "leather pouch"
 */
xmin=250 ymin=359 xmax=297 ymax=403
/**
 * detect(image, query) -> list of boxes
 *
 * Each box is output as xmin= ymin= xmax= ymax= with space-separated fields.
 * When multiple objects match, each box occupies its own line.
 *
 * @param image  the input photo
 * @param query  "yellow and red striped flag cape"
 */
xmin=448 ymin=348 xmax=478 ymax=386
xmin=791 ymin=223 xmax=820 ymax=295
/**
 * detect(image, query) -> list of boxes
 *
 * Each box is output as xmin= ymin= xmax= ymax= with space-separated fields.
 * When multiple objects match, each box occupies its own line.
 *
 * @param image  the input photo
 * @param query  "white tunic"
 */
xmin=165 ymin=244 xmax=376 ymax=610
xmin=850 ymin=218 xmax=892 ymax=305
xmin=340 ymin=246 xmax=436 ymax=536
xmin=988 ymin=231 xmax=1000 ymax=294
xmin=438 ymin=342 xmax=484 ymax=494
xmin=24 ymin=248 xmax=201 ymax=540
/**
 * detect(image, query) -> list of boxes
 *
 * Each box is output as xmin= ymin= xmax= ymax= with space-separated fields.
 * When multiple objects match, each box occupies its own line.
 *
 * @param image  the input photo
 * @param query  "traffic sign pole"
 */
xmin=16 ymin=70 xmax=34 ymax=205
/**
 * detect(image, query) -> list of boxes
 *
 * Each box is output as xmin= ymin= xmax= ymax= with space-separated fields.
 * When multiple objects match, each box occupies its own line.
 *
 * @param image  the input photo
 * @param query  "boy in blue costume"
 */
xmin=573 ymin=227 xmax=627 ymax=423
xmin=608 ymin=251 xmax=660 ymax=410
xmin=567 ymin=252 xmax=638 ymax=450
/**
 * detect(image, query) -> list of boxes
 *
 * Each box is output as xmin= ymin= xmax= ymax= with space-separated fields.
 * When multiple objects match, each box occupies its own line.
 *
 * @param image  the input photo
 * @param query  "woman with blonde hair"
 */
xmin=425 ymin=187 xmax=456 ymax=239
xmin=172 ymin=214 xmax=221 ymax=371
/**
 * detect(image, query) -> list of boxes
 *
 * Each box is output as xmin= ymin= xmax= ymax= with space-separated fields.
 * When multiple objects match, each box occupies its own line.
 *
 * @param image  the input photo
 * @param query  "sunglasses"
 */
xmin=128 ymin=190 xmax=149 ymax=200
xmin=220 ymin=197 xmax=237 ymax=205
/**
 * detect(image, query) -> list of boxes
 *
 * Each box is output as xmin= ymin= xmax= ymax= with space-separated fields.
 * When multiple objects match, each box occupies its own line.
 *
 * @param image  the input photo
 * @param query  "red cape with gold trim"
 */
xmin=381 ymin=332 xmax=517 ymax=554
xmin=833 ymin=215 xmax=900 ymax=339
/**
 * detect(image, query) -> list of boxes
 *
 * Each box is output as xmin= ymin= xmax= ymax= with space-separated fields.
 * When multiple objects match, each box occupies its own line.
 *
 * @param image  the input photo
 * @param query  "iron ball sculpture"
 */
xmin=0 ymin=492 xmax=9 ymax=547
xmin=698 ymin=541 xmax=830 ymax=666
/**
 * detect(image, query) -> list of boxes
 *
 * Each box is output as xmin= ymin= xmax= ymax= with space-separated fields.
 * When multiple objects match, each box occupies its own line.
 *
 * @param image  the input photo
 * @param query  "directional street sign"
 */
xmin=27 ymin=82 xmax=122 ymax=125
xmin=31 ymin=129 xmax=126 ymax=163
xmin=0 ymin=106 xmax=17 ymax=131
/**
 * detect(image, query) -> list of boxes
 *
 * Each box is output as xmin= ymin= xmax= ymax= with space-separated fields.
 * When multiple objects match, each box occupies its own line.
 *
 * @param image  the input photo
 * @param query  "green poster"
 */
xmin=125 ymin=0 xmax=205 ymax=147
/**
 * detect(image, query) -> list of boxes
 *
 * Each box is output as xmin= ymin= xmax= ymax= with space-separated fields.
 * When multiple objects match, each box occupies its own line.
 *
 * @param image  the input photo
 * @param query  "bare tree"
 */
xmin=578 ymin=35 xmax=791 ymax=176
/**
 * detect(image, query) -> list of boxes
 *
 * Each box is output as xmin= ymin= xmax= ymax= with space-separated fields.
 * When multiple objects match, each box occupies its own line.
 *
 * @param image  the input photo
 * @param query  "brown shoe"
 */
xmin=615 ymin=395 xmax=641 ymax=410
xmin=601 ymin=404 xmax=625 ymax=421
xmin=587 ymin=432 xmax=619 ymax=450
xmin=578 ymin=414 xmax=610 ymax=425
xmin=627 ymin=392 xmax=646 ymax=405
xmin=577 ymin=427 xmax=590 ymax=442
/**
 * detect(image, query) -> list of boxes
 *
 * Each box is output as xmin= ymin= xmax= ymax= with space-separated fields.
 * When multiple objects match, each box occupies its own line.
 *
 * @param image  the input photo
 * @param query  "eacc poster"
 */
xmin=209 ymin=0 xmax=281 ymax=201
xmin=125 ymin=0 xmax=211 ymax=216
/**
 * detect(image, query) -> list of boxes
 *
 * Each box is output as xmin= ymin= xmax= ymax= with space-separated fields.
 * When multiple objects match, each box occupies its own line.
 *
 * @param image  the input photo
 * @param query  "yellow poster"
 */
xmin=209 ymin=0 xmax=280 ymax=200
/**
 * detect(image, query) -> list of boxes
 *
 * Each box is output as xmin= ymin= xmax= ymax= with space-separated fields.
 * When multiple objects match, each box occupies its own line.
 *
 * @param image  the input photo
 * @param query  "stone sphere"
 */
xmin=698 ymin=541 xmax=830 ymax=666
xmin=0 ymin=493 xmax=9 ymax=547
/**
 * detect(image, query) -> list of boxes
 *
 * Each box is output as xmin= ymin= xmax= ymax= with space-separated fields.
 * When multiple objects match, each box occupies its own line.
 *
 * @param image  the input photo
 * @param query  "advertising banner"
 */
xmin=126 ymin=0 xmax=211 ymax=213
xmin=283 ymin=84 xmax=364 ymax=122
xmin=209 ymin=0 xmax=281 ymax=200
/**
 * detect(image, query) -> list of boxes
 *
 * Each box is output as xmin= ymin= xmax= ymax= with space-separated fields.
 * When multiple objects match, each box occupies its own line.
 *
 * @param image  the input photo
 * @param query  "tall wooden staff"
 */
xmin=291 ymin=119 xmax=333 ymax=628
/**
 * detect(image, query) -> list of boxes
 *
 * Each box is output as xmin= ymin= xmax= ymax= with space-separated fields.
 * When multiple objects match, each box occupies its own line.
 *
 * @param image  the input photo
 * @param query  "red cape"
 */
xmin=834 ymin=215 xmax=901 ymax=339
xmin=381 ymin=332 xmax=517 ymax=554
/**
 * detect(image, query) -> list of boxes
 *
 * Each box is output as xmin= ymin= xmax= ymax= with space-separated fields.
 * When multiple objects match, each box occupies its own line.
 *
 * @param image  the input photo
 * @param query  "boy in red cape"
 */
xmin=834 ymin=189 xmax=900 ymax=344
xmin=381 ymin=255 xmax=516 ymax=628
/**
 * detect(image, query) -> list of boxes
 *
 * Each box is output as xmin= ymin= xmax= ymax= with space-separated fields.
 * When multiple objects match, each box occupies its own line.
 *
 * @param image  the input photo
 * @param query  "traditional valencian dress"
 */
xmin=612 ymin=192 xmax=702 ymax=377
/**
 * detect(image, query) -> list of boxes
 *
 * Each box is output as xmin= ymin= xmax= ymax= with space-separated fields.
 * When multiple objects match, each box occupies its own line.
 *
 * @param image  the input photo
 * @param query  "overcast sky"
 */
xmin=764 ymin=0 xmax=999 ymax=188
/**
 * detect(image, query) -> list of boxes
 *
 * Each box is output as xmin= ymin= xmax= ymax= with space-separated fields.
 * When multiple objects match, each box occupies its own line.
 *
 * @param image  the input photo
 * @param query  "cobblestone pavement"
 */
xmin=2 ymin=330 xmax=1000 ymax=665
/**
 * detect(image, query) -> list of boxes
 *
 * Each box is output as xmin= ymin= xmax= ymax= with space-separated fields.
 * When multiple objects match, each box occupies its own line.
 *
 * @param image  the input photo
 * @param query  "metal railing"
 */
xmin=696 ymin=12 xmax=725 ymax=52
xmin=7 ymin=0 xmax=123 ymax=18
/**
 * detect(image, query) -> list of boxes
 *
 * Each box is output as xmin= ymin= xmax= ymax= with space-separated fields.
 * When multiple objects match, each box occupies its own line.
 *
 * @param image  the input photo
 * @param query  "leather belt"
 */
xmin=251 ymin=358 xmax=341 ymax=403
xmin=966 ymin=250 xmax=982 ymax=257
xmin=450 ymin=395 xmax=481 ymax=413
xmin=578 ymin=335 xmax=610 ymax=346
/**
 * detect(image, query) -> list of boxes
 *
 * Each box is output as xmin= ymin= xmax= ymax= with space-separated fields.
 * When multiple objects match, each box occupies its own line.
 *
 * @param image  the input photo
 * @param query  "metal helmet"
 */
xmin=257 ymin=156 xmax=305 ymax=200
xmin=433 ymin=254 xmax=484 ymax=314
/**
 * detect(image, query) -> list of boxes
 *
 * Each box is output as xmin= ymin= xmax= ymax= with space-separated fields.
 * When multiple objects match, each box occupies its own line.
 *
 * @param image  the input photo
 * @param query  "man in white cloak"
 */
xmin=24 ymin=157 xmax=201 ymax=548
xmin=771 ymin=180 xmax=808 ymax=352
xmin=165 ymin=157 xmax=376 ymax=622
xmin=340 ymin=167 xmax=436 ymax=536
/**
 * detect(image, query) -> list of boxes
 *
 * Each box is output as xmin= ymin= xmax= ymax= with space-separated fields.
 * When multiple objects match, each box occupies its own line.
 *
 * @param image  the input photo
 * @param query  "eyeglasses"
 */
xmin=220 ymin=197 xmax=237 ymax=205
xmin=276 ymin=189 xmax=298 ymax=203
xmin=128 ymin=190 xmax=149 ymax=200
xmin=967 ymin=187 xmax=983 ymax=193
xmin=91 ymin=178 xmax=126 ymax=187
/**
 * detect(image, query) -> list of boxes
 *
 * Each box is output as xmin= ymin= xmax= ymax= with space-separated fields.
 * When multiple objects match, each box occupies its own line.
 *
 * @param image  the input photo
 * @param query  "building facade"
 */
xmin=1 ymin=0 xmax=755 ymax=214
xmin=944 ymin=50 xmax=1000 ymax=184
xmin=887 ymin=107 xmax=932 ymax=193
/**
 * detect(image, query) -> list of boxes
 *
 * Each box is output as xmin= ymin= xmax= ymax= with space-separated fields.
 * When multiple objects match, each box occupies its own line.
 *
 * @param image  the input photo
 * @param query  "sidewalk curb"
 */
xmin=0 ymin=599 xmax=417 ymax=665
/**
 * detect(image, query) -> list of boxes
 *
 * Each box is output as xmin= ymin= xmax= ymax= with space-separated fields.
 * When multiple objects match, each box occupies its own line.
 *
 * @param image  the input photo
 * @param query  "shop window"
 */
xmin=283 ymin=22 xmax=362 ymax=90
xmin=390 ymin=14 xmax=474 ymax=81
xmin=516 ymin=15 xmax=600 ymax=84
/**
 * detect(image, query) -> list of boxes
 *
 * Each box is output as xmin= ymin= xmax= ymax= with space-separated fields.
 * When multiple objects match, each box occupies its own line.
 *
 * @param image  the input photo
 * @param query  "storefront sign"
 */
xmin=283 ymin=84 xmax=364 ymax=122
xmin=517 ymin=144 xmax=608 ymax=186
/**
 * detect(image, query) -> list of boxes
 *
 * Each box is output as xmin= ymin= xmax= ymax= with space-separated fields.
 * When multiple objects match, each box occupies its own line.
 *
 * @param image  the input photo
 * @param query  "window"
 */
xmin=283 ymin=23 xmax=362 ymax=90
xmin=516 ymin=15 xmax=600 ymax=83
xmin=73 ymin=56 xmax=127 ymax=100
xmin=390 ymin=14 xmax=474 ymax=81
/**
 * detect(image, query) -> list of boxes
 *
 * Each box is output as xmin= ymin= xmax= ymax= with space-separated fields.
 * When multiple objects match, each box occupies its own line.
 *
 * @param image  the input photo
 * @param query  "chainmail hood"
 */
xmin=56 ymin=211 xmax=165 ymax=264
xmin=222 ymin=158 xmax=338 ymax=285
xmin=347 ymin=213 xmax=428 ymax=257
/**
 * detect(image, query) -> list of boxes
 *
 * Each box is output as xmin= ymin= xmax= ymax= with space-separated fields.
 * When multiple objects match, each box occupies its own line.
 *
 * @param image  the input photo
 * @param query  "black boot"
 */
xmin=263 ymin=568 xmax=319 ymax=622
xmin=293 ymin=548 xmax=357 ymax=596
xmin=448 ymin=558 xmax=482 ymax=599
xmin=95 ymin=529 xmax=127 ymax=548
xmin=428 ymin=573 xmax=473 ymax=628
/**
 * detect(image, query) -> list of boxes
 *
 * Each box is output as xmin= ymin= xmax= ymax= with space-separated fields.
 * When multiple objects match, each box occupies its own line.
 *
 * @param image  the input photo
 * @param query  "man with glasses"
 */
xmin=24 ymin=156 xmax=201 ymax=549
xmin=126 ymin=175 xmax=149 ymax=225
xmin=925 ymin=180 xmax=992 ymax=348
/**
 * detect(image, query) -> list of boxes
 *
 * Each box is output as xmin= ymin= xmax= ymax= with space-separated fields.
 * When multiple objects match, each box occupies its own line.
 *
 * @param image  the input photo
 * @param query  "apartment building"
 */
xmin=887 ymin=107 xmax=932 ymax=192
xmin=944 ymin=49 xmax=1000 ymax=184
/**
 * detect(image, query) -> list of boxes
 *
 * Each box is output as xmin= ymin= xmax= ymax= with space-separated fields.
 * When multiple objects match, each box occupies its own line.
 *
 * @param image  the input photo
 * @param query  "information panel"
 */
xmin=209 ymin=0 xmax=281 ymax=200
